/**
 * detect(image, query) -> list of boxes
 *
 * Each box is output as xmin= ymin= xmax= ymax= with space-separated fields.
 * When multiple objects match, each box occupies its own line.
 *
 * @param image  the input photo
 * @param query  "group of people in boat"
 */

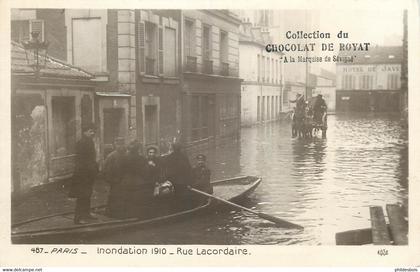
xmin=289 ymin=93 xmax=328 ymax=138
xmin=70 ymin=123 xmax=212 ymax=224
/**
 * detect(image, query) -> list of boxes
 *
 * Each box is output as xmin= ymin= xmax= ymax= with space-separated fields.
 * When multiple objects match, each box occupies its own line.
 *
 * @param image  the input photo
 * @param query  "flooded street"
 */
xmin=88 ymin=113 xmax=408 ymax=245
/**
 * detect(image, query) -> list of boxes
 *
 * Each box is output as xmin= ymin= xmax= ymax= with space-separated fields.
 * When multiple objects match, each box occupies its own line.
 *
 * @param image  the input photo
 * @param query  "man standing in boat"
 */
xmin=103 ymin=137 xmax=127 ymax=217
xmin=164 ymin=142 xmax=194 ymax=210
xmin=191 ymin=154 xmax=213 ymax=205
xmin=69 ymin=123 xmax=98 ymax=224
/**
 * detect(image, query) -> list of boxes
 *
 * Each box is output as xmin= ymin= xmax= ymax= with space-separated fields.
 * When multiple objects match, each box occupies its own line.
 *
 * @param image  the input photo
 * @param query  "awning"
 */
xmin=95 ymin=92 xmax=131 ymax=97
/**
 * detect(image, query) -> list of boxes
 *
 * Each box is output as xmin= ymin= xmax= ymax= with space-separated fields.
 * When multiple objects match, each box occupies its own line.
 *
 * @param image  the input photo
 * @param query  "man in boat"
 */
xmin=69 ymin=123 xmax=98 ymax=224
xmin=191 ymin=154 xmax=213 ymax=205
xmin=164 ymin=142 xmax=194 ymax=210
xmin=120 ymin=140 xmax=152 ymax=218
xmin=103 ymin=137 xmax=127 ymax=217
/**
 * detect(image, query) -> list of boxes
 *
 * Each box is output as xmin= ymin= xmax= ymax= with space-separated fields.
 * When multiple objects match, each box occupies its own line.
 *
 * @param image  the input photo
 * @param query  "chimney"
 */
xmin=242 ymin=19 xmax=252 ymax=36
xmin=261 ymin=28 xmax=271 ymax=43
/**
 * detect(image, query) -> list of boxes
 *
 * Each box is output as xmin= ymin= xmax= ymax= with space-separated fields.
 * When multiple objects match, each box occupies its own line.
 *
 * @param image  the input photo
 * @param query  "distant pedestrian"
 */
xmin=69 ymin=123 xmax=98 ymax=224
xmin=313 ymin=94 xmax=327 ymax=124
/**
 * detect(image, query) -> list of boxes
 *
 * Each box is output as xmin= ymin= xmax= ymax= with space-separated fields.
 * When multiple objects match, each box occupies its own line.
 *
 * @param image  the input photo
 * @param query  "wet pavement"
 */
xmin=12 ymin=112 xmax=408 ymax=245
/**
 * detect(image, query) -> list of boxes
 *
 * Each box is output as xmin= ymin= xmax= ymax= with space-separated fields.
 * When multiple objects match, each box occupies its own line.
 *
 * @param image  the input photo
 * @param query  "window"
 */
xmin=81 ymin=95 xmax=93 ymax=131
xmin=257 ymin=96 xmax=261 ymax=121
xmin=271 ymin=59 xmax=274 ymax=83
xmin=164 ymin=27 xmax=176 ymax=76
xmin=261 ymin=56 xmax=265 ymax=82
xmin=342 ymin=74 xmax=356 ymax=89
xmin=220 ymin=31 xmax=229 ymax=76
xmin=359 ymin=75 xmax=373 ymax=90
xmin=220 ymin=31 xmax=228 ymax=63
xmin=191 ymin=96 xmax=209 ymax=141
xmin=387 ymin=74 xmax=399 ymax=89
xmin=184 ymin=19 xmax=195 ymax=57
xmin=11 ymin=19 xmax=44 ymax=43
xmin=257 ymin=54 xmax=261 ymax=82
xmin=72 ymin=18 xmax=102 ymax=73
xmin=262 ymin=96 xmax=265 ymax=120
xmin=145 ymin=22 xmax=157 ymax=75
xmin=202 ymin=25 xmax=212 ymax=74
xmin=202 ymin=25 xmax=211 ymax=60
xmin=52 ymin=97 xmax=76 ymax=156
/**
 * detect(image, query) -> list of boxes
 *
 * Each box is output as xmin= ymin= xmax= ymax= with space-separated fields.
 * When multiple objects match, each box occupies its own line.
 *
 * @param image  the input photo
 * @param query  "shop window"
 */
xmin=191 ymin=96 xmax=209 ymax=141
xmin=52 ymin=97 xmax=76 ymax=156
xmin=103 ymin=108 xmax=125 ymax=145
xmin=81 ymin=95 xmax=93 ymax=131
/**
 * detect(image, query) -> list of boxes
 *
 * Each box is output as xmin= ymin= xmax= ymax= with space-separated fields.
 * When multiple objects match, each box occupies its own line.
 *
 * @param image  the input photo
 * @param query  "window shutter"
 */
xmin=158 ymin=26 xmax=164 ymax=75
xmin=30 ymin=20 xmax=44 ymax=41
xmin=138 ymin=22 xmax=145 ymax=74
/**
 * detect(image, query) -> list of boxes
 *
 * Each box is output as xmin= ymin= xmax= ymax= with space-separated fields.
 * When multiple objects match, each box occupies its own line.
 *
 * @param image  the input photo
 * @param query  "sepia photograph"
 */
xmin=8 ymin=7 xmax=411 ymax=247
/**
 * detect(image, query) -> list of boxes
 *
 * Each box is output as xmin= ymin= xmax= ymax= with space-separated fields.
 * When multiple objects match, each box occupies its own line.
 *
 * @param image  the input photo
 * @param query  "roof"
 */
xmin=11 ymin=41 xmax=94 ymax=79
xmin=338 ymin=46 xmax=403 ymax=65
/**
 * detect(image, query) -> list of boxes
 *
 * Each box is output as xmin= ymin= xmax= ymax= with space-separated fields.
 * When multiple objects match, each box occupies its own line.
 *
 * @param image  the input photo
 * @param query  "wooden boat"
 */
xmin=12 ymin=176 xmax=262 ymax=243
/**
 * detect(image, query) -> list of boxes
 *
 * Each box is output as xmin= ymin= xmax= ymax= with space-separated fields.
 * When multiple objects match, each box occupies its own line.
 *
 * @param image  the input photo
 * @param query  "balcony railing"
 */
xmin=203 ymin=59 xmax=213 ymax=74
xmin=186 ymin=56 xmax=197 ymax=72
xmin=221 ymin=62 xmax=229 ymax=76
xmin=146 ymin=57 xmax=156 ymax=75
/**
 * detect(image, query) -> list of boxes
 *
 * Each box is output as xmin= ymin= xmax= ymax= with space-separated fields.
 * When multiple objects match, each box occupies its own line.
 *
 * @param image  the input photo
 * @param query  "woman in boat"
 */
xmin=135 ymin=145 xmax=165 ymax=218
xmin=69 ymin=123 xmax=98 ymax=224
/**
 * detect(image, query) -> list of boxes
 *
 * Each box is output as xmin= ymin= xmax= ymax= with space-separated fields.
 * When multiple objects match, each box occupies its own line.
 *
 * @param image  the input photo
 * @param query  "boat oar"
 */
xmin=189 ymin=187 xmax=304 ymax=230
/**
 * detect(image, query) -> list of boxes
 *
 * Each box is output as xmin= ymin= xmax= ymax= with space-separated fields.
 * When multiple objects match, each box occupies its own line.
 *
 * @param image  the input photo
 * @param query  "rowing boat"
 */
xmin=12 ymin=176 xmax=262 ymax=243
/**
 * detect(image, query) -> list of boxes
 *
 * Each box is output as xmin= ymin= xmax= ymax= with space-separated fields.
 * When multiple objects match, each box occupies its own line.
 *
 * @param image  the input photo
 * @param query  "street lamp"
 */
xmin=22 ymin=31 xmax=49 ymax=78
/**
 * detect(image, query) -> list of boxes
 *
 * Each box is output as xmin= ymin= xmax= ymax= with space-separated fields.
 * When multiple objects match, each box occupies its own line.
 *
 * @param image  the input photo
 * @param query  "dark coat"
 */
xmin=143 ymin=156 xmax=163 ymax=185
xmin=164 ymin=151 xmax=193 ymax=195
xmin=192 ymin=165 xmax=213 ymax=194
xmin=69 ymin=136 xmax=98 ymax=198
xmin=103 ymin=150 xmax=126 ymax=185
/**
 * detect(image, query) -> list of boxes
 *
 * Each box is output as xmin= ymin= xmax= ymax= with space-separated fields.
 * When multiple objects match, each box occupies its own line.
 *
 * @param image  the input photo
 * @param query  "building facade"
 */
xmin=336 ymin=46 xmax=403 ymax=112
xmin=180 ymin=10 xmax=242 ymax=147
xmin=11 ymin=42 xmax=96 ymax=193
xmin=313 ymin=68 xmax=336 ymax=112
xmin=237 ymin=9 xmax=322 ymax=107
xmin=239 ymin=21 xmax=283 ymax=126
xmin=11 ymin=9 xmax=243 ymax=192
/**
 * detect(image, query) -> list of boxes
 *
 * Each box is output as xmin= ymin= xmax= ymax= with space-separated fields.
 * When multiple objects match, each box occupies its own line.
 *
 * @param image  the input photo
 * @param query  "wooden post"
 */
xmin=370 ymin=206 xmax=391 ymax=245
xmin=386 ymin=204 xmax=408 ymax=245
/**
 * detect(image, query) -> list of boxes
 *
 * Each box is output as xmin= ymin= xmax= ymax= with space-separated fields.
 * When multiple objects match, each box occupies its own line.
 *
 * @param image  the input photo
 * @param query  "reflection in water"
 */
xmin=86 ymin=113 xmax=408 ymax=245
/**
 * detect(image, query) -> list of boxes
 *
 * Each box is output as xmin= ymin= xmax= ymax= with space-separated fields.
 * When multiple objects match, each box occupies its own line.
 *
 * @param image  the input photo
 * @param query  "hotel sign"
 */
xmin=340 ymin=65 xmax=401 ymax=73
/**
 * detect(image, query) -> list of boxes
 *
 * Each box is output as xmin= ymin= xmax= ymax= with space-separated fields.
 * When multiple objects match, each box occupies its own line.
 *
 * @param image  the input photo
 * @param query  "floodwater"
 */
xmin=88 ymin=113 xmax=408 ymax=245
